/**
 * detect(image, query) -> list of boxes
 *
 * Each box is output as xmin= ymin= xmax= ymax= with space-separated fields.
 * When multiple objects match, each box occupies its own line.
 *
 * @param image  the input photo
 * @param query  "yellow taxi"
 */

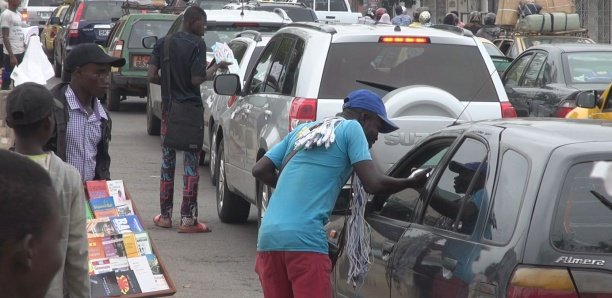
xmin=41 ymin=4 xmax=69 ymax=59
xmin=565 ymin=82 xmax=612 ymax=120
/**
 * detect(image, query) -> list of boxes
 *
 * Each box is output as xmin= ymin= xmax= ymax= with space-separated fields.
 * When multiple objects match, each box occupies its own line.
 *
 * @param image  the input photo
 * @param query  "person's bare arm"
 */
xmin=353 ymin=160 xmax=429 ymax=195
xmin=252 ymin=156 xmax=279 ymax=189
xmin=148 ymin=64 xmax=160 ymax=85
xmin=192 ymin=61 xmax=232 ymax=86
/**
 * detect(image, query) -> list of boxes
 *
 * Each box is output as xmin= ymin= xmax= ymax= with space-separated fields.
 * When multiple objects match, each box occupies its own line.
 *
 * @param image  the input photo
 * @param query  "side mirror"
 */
xmin=576 ymin=90 xmax=597 ymax=109
xmin=214 ymin=74 xmax=241 ymax=96
xmin=142 ymin=36 xmax=158 ymax=49
xmin=49 ymin=16 xmax=61 ymax=25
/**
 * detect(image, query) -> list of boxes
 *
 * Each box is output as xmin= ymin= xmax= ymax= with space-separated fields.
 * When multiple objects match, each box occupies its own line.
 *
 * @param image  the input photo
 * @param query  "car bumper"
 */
xmin=111 ymin=74 xmax=149 ymax=97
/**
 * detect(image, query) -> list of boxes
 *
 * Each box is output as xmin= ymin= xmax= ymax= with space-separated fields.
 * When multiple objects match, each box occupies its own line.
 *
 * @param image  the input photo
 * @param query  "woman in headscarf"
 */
xmin=379 ymin=13 xmax=392 ymax=24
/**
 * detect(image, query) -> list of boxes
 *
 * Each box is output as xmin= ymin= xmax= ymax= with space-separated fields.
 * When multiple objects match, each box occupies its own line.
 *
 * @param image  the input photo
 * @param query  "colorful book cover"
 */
xmin=89 ymin=196 xmax=118 ymax=219
xmin=85 ymin=180 xmax=110 ymax=200
xmin=89 ymin=258 xmax=112 ymax=275
xmin=85 ymin=202 xmax=94 ymax=220
xmin=115 ymin=270 xmax=142 ymax=294
xmin=107 ymin=180 xmax=128 ymax=206
xmin=116 ymin=200 xmax=134 ymax=216
xmin=88 ymin=237 xmax=106 ymax=260
xmin=122 ymin=233 xmax=140 ymax=258
xmin=111 ymin=215 xmax=144 ymax=234
xmin=109 ymin=256 xmax=130 ymax=272
xmin=90 ymin=271 xmax=121 ymax=298
xmin=145 ymin=254 xmax=163 ymax=275
xmin=102 ymin=234 xmax=126 ymax=258
xmin=135 ymin=232 xmax=153 ymax=256
xmin=127 ymin=256 xmax=158 ymax=293
xmin=87 ymin=218 xmax=117 ymax=238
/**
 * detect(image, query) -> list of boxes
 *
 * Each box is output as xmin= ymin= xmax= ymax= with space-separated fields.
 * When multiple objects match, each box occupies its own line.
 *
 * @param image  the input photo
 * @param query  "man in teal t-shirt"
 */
xmin=252 ymin=89 xmax=430 ymax=298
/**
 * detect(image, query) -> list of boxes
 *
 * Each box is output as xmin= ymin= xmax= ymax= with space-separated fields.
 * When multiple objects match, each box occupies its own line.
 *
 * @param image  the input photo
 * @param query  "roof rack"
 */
xmin=121 ymin=0 xmax=188 ymax=15
xmin=430 ymin=24 xmax=474 ymax=37
xmin=499 ymin=27 xmax=588 ymax=38
xmin=283 ymin=22 xmax=337 ymax=34
xmin=235 ymin=30 xmax=263 ymax=42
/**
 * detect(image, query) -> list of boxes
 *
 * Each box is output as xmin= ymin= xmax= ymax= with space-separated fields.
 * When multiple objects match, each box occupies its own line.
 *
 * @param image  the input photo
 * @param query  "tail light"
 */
xmin=289 ymin=97 xmax=317 ymax=131
xmin=379 ymin=36 xmax=430 ymax=43
xmin=501 ymin=102 xmax=517 ymax=118
xmin=507 ymin=266 xmax=578 ymax=298
xmin=68 ymin=3 xmax=85 ymax=39
xmin=20 ymin=9 xmax=28 ymax=23
xmin=555 ymin=100 xmax=576 ymax=118
xmin=111 ymin=40 xmax=123 ymax=58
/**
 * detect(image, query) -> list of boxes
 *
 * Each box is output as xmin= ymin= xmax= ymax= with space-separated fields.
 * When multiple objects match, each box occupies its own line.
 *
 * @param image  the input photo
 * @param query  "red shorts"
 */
xmin=254 ymin=251 xmax=332 ymax=298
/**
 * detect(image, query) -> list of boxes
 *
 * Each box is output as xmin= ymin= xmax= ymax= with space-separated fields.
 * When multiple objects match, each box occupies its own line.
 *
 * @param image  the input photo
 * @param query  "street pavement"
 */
xmin=47 ymin=78 xmax=263 ymax=298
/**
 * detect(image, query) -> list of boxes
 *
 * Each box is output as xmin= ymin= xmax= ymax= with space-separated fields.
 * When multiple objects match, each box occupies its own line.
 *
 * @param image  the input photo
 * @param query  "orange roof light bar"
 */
xmin=379 ymin=36 xmax=430 ymax=44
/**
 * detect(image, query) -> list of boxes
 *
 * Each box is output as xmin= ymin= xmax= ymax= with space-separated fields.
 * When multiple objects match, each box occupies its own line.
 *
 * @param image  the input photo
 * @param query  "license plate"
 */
xmin=132 ymin=55 xmax=150 ymax=69
xmin=98 ymin=29 xmax=110 ymax=37
xmin=38 ymin=11 xmax=51 ymax=18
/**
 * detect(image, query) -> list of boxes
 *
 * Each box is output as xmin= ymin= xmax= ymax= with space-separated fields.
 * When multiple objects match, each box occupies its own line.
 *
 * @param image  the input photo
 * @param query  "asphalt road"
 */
xmin=47 ymin=78 xmax=263 ymax=298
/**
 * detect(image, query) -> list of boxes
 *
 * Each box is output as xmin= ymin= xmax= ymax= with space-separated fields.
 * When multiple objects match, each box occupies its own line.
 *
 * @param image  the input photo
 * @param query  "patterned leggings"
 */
xmin=160 ymin=111 xmax=200 ymax=219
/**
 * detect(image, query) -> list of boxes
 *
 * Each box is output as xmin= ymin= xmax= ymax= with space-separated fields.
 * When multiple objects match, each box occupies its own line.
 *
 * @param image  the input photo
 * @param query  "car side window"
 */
xmin=263 ymin=38 xmax=295 ymax=93
xmin=249 ymin=38 xmax=281 ymax=94
xmin=422 ymin=138 xmax=488 ymax=235
xmin=315 ymin=0 xmax=327 ymax=11
xmin=229 ymin=41 xmax=248 ymax=65
xmin=504 ymin=53 xmax=532 ymax=87
xmin=330 ymin=0 xmax=346 ymax=11
xmin=484 ymin=150 xmax=529 ymax=243
xmin=47 ymin=7 xmax=60 ymax=25
xmin=64 ymin=4 xmax=76 ymax=24
xmin=522 ymin=53 xmax=546 ymax=87
xmin=278 ymin=39 xmax=304 ymax=96
xmin=369 ymin=137 xmax=457 ymax=222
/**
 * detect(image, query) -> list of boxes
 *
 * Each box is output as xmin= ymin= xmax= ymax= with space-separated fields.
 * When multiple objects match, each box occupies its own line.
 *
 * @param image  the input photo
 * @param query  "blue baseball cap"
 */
xmin=343 ymin=89 xmax=399 ymax=134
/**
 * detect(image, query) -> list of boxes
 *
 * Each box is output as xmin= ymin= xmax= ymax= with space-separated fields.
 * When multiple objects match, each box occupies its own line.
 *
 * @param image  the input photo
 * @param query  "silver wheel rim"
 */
xmin=209 ymin=134 xmax=216 ymax=178
xmin=217 ymin=151 xmax=225 ymax=209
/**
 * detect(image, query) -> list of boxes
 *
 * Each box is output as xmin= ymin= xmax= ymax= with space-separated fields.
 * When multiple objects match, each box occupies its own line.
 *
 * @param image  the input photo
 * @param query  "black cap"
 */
xmin=6 ymin=83 xmax=64 ymax=126
xmin=64 ymin=43 xmax=126 ymax=72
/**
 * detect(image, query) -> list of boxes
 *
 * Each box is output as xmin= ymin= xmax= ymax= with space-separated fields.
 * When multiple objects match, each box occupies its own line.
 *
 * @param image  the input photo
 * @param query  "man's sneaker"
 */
xmin=178 ymin=217 xmax=211 ymax=233
xmin=153 ymin=214 xmax=172 ymax=228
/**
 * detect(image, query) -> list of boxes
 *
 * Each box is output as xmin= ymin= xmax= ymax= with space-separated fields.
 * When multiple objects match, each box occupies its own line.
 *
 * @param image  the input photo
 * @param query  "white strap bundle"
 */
xmin=293 ymin=117 xmax=345 ymax=151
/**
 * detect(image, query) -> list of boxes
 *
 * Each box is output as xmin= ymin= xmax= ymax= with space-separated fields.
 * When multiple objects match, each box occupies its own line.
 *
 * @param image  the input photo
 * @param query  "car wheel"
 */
xmin=256 ymin=179 xmax=272 ymax=228
xmin=107 ymin=86 xmax=121 ymax=111
xmin=216 ymin=141 xmax=250 ymax=223
xmin=146 ymin=96 xmax=161 ymax=136
xmin=209 ymin=132 xmax=218 ymax=185
xmin=53 ymin=53 xmax=61 ymax=78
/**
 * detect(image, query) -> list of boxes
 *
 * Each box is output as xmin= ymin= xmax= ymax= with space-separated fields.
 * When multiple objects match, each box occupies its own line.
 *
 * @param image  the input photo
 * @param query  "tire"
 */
xmin=208 ymin=131 xmax=218 ymax=186
xmin=53 ymin=53 xmax=61 ymax=78
xmin=107 ymin=87 xmax=121 ymax=111
xmin=216 ymin=141 xmax=250 ymax=223
xmin=256 ymin=179 xmax=272 ymax=228
xmin=146 ymin=96 xmax=161 ymax=136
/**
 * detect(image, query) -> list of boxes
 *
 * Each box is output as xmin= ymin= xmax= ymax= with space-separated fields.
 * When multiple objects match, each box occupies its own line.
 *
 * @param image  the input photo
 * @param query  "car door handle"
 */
xmin=264 ymin=110 xmax=272 ymax=120
xmin=442 ymin=256 xmax=457 ymax=272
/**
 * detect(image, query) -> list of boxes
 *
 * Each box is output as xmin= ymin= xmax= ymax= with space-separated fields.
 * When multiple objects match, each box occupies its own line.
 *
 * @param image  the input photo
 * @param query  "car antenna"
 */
xmin=449 ymin=66 xmax=498 ymax=127
xmin=240 ymin=0 xmax=244 ymax=16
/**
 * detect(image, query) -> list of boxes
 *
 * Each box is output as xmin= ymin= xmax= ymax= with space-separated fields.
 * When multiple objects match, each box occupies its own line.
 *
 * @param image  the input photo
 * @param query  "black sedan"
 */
xmin=328 ymin=118 xmax=612 ymax=297
xmin=501 ymin=44 xmax=612 ymax=117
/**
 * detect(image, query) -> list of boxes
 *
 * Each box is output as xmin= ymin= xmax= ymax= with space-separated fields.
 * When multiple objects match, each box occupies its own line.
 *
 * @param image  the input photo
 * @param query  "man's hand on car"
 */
xmin=407 ymin=167 xmax=432 ymax=188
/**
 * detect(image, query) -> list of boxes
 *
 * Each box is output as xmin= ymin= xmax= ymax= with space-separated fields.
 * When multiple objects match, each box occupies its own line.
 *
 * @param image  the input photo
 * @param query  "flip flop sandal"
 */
xmin=153 ymin=214 xmax=172 ymax=228
xmin=178 ymin=222 xmax=212 ymax=233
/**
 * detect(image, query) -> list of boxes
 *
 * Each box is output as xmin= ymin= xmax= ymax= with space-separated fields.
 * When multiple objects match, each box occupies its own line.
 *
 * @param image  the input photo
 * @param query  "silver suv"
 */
xmin=212 ymin=22 xmax=515 ymax=224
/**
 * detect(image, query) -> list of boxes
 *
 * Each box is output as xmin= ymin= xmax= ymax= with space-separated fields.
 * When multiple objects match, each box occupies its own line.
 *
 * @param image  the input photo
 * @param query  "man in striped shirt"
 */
xmin=47 ymin=44 xmax=125 ymax=181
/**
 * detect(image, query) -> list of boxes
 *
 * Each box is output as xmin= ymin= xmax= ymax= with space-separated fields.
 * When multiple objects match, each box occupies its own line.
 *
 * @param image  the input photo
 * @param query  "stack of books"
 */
xmin=85 ymin=180 xmax=172 ymax=297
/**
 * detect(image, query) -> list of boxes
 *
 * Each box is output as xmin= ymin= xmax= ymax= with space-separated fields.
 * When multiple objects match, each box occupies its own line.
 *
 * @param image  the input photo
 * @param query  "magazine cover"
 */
xmin=116 ymin=200 xmax=134 ymax=216
xmin=145 ymin=254 xmax=163 ymax=275
xmin=135 ymin=232 xmax=153 ymax=256
xmin=88 ymin=237 xmax=106 ymax=260
xmin=109 ymin=256 xmax=130 ymax=272
xmin=107 ymin=180 xmax=128 ymax=206
xmin=122 ymin=233 xmax=140 ymax=258
xmin=90 ymin=271 xmax=121 ymax=298
xmin=127 ymin=256 xmax=158 ymax=293
xmin=89 ymin=196 xmax=118 ymax=218
xmin=115 ymin=270 xmax=142 ymax=294
xmin=89 ymin=258 xmax=112 ymax=275
xmin=85 ymin=180 xmax=110 ymax=200
xmin=111 ymin=215 xmax=144 ymax=234
xmin=87 ymin=218 xmax=118 ymax=238
xmin=103 ymin=234 xmax=126 ymax=258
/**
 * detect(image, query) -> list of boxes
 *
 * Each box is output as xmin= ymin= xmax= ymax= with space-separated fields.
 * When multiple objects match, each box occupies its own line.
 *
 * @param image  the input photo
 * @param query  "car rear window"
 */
xmin=319 ymin=43 xmax=499 ymax=101
xmin=83 ymin=1 xmax=123 ymax=21
xmin=23 ymin=0 xmax=62 ymax=7
xmin=203 ymin=24 xmax=280 ymax=51
xmin=552 ymin=161 xmax=612 ymax=253
xmin=523 ymin=36 xmax=592 ymax=48
xmin=483 ymin=42 xmax=504 ymax=57
xmin=128 ymin=20 xmax=173 ymax=48
xmin=255 ymin=6 xmax=316 ymax=22
xmin=565 ymin=52 xmax=612 ymax=84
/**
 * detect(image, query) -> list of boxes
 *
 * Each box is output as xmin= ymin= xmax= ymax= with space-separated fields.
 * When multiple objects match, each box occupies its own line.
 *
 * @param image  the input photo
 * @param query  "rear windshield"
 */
xmin=319 ymin=42 xmax=499 ymax=101
xmin=24 ymin=0 xmax=62 ymax=7
xmin=83 ymin=2 xmax=124 ymax=21
xmin=565 ymin=52 xmax=612 ymax=84
xmin=483 ymin=42 xmax=504 ymax=57
xmin=203 ymin=24 xmax=280 ymax=51
xmin=552 ymin=161 xmax=612 ymax=253
xmin=128 ymin=20 xmax=173 ymax=48
xmin=255 ymin=6 xmax=316 ymax=22
xmin=523 ymin=36 xmax=592 ymax=48
xmin=193 ymin=0 xmax=229 ymax=10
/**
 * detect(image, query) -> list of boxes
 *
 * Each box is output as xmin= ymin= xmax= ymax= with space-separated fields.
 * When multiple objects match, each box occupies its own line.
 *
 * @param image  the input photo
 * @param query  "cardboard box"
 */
xmin=537 ymin=0 xmax=576 ymax=14
xmin=496 ymin=0 xmax=520 ymax=26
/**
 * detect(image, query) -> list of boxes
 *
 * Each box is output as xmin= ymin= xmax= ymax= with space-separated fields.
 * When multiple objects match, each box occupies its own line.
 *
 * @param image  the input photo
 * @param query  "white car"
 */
xmin=212 ymin=22 xmax=516 ymax=224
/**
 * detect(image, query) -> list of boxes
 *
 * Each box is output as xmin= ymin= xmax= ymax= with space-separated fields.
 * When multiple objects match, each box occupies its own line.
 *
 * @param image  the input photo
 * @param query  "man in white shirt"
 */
xmin=0 ymin=0 xmax=24 ymax=90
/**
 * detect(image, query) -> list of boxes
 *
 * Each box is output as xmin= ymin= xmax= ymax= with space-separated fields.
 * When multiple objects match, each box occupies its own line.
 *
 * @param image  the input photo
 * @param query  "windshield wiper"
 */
xmin=590 ymin=190 xmax=612 ymax=211
xmin=356 ymin=80 xmax=397 ymax=92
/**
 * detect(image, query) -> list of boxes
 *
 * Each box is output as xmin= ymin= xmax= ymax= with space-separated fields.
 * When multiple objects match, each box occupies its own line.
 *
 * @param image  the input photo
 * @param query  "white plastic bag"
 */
xmin=11 ymin=35 xmax=54 ymax=86
xmin=211 ymin=42 xmax=239 ymax=74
